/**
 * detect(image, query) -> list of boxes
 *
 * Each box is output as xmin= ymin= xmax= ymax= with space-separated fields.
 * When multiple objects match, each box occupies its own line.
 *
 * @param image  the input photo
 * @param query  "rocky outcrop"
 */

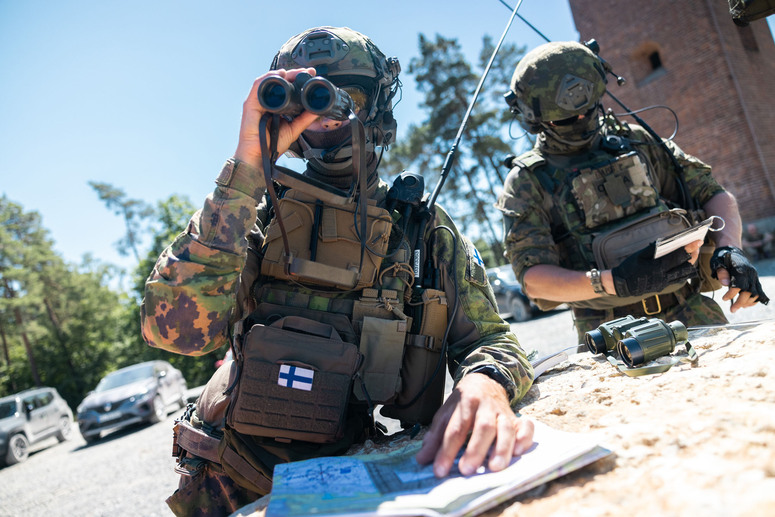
xmin=498 ymin=321 xmax=775 ymax=517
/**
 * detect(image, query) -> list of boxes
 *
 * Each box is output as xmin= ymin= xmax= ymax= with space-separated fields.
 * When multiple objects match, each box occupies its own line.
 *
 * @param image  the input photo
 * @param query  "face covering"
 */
xmin=300 ymin=112 xmax=378 ymax=189
xmin=539 ymin=105 xmax=602 ymax=154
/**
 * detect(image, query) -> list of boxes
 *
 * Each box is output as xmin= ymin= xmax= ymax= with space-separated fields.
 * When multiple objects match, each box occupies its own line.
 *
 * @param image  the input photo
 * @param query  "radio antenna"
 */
xmin=428 ymin=0 xmax=526 ymax=208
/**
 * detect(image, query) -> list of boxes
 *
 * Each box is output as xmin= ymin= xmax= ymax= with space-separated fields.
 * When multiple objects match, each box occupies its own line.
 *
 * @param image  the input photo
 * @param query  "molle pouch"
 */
xmin=592 ymin=208 xmax=692 ymax=269
xmin=381 ymin=288 xmax=448 ymax=425
xmin=351 ymin=289 xmax=408 ymax=404
xmin=571 ymin=152 xmax=658 ymax=229
xmin=260 ymin=192 xmax=393 ymax=290
xmin=352 ymin=316 xmax=407 ymax=404
xmin=228 ymin=316 xmax=361 ymax=444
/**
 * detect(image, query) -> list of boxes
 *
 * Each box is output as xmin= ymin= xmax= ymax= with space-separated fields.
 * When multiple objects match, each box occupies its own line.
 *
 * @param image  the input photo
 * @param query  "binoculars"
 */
xmin=585 ymin=315 xmax=689 ymax=367
xmin=257 ymin=73 xmax=354 ymax=120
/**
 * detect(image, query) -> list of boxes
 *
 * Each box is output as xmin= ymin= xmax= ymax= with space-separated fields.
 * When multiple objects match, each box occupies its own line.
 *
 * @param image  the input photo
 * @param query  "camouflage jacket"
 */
xmin=495 ymin=119 xmax=725 ymax=290
xmin=142 ymin=159 xmax=533 ymax=405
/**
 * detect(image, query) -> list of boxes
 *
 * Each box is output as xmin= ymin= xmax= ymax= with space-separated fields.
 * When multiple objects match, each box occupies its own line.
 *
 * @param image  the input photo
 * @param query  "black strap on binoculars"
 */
xmin=604 ymin=342 xmax=698 ymax=377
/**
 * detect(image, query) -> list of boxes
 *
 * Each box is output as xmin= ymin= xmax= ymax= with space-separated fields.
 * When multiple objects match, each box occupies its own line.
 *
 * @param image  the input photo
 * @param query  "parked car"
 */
xmin=76 ymin=360 xmax=187 ymax=443
xmin=486 ymin=264 xmax=539 ymax=322
xmin=0 ymin=387 xmax=74 ymax=466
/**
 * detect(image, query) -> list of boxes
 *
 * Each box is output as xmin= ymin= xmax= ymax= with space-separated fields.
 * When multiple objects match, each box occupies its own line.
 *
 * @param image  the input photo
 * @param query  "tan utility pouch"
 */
xmin=381 ymin=288 xmax=448 ymax=425
xmin=228 ymin=316 xmax=361 ymax=444
xmin=260 ymin=192 xmax=393 ymax=290
xmin=592 ymin=208 xmax=692 ymax=269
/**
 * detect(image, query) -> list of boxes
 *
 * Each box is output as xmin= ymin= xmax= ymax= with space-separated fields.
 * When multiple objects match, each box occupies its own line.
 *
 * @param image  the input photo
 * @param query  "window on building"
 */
xmin=632 ymin=42 xmax=667 ymax=87
xmin=649 ymin=51 xmax=663 ymax=71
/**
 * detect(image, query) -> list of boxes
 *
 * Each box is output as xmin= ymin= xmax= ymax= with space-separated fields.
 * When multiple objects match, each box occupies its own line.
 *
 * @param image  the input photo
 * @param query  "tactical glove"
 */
xmin=710 ymin=246 xmax=769 ymax=304
xmin=611 ymin=242 xmax=696 ymax=298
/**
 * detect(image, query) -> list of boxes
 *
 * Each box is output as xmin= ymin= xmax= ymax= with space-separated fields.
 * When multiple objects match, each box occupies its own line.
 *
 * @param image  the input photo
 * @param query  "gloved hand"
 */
xmin=710 ymin=246 xmax=769 ymax=304
xmin=611 ymin=242 xmax=697 ymax=297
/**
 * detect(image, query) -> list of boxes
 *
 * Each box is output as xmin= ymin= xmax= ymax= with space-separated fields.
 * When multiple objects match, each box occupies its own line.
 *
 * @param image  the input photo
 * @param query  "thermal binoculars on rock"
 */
xmin=585 ymin=315 xmax=689 ymax=367
xmin=257 ymin=73 xmax=354 ymax=120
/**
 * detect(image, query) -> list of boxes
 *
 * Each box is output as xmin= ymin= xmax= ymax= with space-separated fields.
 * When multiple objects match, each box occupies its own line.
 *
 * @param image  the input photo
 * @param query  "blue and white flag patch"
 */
xmin=462 ymin=235 xmax=488 ymax=286
xmin=278 ymin=364 xmax=314 ymax=391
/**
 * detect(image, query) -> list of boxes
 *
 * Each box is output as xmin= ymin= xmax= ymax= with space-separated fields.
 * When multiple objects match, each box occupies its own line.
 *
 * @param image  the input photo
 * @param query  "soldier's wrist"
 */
xmin=601 ymin=269 xmax=615 ymax=295
xmin=466 ymin=365 xmax=517 ymax=401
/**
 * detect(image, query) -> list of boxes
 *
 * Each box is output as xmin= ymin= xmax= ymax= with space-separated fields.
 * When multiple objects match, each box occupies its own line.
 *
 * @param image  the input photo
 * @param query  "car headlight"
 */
xmin=129 ymin=388 xmax=152 ymax=404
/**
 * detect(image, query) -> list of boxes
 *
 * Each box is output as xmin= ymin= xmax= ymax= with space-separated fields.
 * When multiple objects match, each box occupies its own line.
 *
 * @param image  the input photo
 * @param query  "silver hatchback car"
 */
xmin=0 ymin=387 xmax=74 ymax=466
xmin=76 ymin=360 xmax=187 ymax=443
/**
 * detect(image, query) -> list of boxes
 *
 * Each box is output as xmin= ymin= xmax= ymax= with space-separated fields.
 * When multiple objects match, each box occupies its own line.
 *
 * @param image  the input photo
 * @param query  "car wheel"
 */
xmin=5 ymin=433 xmax=30 ymax=465
xmin=83 ymin=433 xmax=100 ymax=445
xmin=147 ymin=395 xmax=165 ymax=424
xmin=508 ymin=296 xmax=531 ymax=322
xmin=56 ymin=416 xmax=73 ymax=442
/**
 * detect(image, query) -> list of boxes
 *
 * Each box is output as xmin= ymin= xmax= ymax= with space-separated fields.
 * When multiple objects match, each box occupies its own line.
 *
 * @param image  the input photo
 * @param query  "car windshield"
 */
xmin=96 ymin=364 xmax=155 ymax=392
xmin=0 ymin=400 xmax=17 ymax=419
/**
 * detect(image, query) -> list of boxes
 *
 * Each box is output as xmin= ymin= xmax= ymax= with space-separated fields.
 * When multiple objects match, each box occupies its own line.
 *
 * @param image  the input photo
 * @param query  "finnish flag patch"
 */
xmin=277 ymin=364 xmax=314 ymax=391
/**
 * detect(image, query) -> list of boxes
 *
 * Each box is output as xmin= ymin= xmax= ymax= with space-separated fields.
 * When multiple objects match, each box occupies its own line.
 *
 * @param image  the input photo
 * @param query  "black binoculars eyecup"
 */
xmin=585 ymin=330 xmax=607 ymax=355
xmin=617 ymin=337 xmax=644 ymax=368
xmin=257 ymin=76 xmax=299 ymax=115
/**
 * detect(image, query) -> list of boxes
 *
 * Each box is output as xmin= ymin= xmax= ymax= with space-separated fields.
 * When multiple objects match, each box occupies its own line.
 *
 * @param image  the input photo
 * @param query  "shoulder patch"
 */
xmin=462 ymin=236 xmax=488 ymax=287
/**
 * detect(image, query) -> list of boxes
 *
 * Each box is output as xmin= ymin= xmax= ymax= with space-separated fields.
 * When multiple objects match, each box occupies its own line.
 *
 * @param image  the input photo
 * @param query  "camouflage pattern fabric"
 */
xmin=142 ymin=158 xmax=534 ymax=514
xmin=495 ymin=117 xmax=726 ymax=334
xmin=272 ymin=26 xmax=396 ymax=85
xmin=166 ymin=462 xmax=261 ymax=517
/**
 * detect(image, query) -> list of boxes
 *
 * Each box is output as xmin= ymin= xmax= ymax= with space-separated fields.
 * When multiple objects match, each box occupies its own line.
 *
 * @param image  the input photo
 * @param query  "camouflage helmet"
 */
xmin=272 ymin=26 xmax=401 ymax=145
xmin=505 ymin=41 xmax=607 ymax=132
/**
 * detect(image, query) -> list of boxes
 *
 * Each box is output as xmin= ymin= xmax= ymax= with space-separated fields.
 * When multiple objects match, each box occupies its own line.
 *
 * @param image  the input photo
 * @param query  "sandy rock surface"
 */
xmin=496 ymin=321 xmax=775 ymax=517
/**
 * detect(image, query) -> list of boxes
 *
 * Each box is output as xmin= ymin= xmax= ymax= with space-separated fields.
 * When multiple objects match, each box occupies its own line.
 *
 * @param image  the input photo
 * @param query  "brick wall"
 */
xmin=568 ymin=0 xmax=775 ymax=222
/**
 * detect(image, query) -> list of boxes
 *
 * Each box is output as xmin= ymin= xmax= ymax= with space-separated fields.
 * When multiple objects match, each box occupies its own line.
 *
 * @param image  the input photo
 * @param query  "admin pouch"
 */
xmin=592 ymin=207 xmax=721 ymax=293
xmin=260 ymin=190 xmax=393 ymax=290
xmin=227 ymin=316 xmax=362 ymax=444
xmin=592 ymin=208 xmax=692 ymax=270
xmin=565 ymin=208 xmax=698 ymax=310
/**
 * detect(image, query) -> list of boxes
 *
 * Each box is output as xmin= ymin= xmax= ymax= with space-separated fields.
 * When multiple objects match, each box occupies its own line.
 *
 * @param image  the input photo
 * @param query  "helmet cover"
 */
xmin=507 ymin=41 xmax=607 ymax=128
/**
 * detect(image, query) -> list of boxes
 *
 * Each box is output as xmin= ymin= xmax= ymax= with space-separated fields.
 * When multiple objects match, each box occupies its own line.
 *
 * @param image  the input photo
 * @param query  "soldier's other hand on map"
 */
xmin=415 ymin=373 xmax=535 ymax=478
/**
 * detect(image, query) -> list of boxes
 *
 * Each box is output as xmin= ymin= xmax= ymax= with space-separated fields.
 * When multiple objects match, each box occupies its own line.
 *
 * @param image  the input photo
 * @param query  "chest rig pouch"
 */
xmin=260 ymin=189 xmax=393 ymax=290
xmin=227 ymin=315 xmax=361 ymax=444
xmin=571 ymin=151 xmax=658 ymax=229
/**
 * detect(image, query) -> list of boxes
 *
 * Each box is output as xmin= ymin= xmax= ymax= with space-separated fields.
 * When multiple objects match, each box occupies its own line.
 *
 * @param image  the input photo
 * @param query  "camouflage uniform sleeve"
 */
xmin=431 ymin=207 xmax=534 ymax=406
xmin=140 ymin=159 xmax=266 ymax=356
xmin=630 ymin=125 xmax=725 ymax=206
xmin=494 ymin=166 xmax=559 ymax=286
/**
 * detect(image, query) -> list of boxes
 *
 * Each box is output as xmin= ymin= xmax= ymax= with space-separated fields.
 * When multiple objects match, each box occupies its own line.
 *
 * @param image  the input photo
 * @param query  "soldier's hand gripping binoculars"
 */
xmin=257 ymin=73 xmax=354 ymax=121
xmin=585 ymin=315 xmax=690 ymax=367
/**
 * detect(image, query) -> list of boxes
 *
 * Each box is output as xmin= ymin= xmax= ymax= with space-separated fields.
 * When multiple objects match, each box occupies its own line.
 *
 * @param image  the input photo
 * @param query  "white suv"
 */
xmin=0 ymin=387 xmax=74 ymax=466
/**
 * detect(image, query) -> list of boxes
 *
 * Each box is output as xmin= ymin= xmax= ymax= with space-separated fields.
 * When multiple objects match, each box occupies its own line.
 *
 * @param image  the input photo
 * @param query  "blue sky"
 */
xmin=1 ymin=2 xmax=771 ymax=284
